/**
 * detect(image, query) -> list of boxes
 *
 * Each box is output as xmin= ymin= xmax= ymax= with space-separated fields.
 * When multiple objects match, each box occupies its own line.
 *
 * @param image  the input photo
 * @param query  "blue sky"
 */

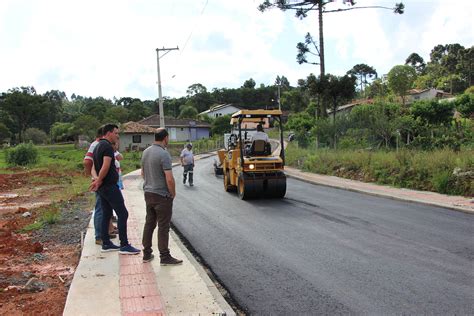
xmin=0 ymin=0 xmax=472 ymax=100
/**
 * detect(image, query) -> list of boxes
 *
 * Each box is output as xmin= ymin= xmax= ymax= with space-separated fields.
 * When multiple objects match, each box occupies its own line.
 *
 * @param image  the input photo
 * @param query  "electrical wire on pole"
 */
xmin=156 ymin=47 xmax=179 ymax=128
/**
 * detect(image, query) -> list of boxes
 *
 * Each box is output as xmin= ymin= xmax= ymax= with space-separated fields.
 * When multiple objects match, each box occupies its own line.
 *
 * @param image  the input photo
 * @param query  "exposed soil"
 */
xmin=0 ymin=171 xmax=92 ymax=315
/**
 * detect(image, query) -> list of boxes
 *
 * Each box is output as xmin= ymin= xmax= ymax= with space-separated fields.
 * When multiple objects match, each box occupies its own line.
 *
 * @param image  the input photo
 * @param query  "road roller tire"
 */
xmin=237 ymin=174 xmax=253 ymax=200
xmin=264 ymin=172 xmax=287 ymax=198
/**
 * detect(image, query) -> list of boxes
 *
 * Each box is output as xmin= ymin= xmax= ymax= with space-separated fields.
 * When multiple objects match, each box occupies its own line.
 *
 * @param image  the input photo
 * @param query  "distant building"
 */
xmin=119 ymin=121 xmax=157 ymax=151
xmin=406 ymin=88 xmax=453 ymax=104
xmin=199 ymin=104 xmax=241 ymax=118
xmin=138 ymin=115 xmax=211 ymax=142
xmin=327 ymin=99 xmax=374 ymax=117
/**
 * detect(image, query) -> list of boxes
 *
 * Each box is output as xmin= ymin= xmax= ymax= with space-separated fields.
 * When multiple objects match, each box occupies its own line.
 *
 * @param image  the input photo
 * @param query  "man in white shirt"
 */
xmin=180 ymin=143 xmax=195 ymax=186
xmin=250 ymin=124 xmax=269 ymax=143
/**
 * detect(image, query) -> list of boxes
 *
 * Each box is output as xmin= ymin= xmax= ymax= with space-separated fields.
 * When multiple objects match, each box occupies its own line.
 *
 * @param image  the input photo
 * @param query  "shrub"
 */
xmin=5 ymin=142 xmax=39 ymax=166
xmin=431 ymin=170 xmax=453 ymax=194
xmin=24 ymin=128 xmax=49 ymax=144
xmin=41 ymin=209 xmax=61 ymax=224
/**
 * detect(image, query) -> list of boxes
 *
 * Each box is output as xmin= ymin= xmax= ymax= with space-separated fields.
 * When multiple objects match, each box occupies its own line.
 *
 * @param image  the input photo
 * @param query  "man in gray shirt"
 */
xmin=141 ymin=128 xmax=182 ymax=265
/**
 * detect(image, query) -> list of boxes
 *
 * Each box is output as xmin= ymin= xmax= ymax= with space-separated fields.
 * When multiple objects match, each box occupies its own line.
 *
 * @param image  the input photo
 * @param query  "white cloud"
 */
xmin=0 ymin=0 xmax=472 ymax=100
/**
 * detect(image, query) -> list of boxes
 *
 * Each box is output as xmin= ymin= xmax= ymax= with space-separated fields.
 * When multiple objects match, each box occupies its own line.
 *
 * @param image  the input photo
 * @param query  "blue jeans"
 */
xmin=97 ymin=184 xmax=129 ymax=247
xmin=93 ymin=192 xmax=102 ymax=240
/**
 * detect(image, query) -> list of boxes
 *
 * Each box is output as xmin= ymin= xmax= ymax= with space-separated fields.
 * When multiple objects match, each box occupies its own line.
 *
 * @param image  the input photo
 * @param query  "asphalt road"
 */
xmin=172 ymin=157 xmax=474 ymax=315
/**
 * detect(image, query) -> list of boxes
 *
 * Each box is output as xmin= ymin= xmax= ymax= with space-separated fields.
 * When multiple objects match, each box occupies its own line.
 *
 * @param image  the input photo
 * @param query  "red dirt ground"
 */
xmin=0 ymin=171 xmax=90 ymax=315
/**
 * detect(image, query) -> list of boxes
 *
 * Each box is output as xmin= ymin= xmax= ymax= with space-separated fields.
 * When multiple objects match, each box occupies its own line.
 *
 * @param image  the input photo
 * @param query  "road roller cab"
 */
xmin=218 ymin=109 xmax=286 ymax=200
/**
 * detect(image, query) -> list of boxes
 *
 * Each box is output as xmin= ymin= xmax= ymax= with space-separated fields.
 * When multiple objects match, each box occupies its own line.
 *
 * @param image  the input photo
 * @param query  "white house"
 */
xmin=119 ymin=121 xmax=157 ymax=151
xmin=199 ymin=104 xmax=241 ymax=118
xmin=407 ymin=88 xmax=453 ymax=104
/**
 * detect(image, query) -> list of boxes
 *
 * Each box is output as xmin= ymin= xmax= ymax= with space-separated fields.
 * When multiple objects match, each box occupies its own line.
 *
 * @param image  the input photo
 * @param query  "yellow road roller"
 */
xmin=216 ymin=109 xmax=286 ymax=199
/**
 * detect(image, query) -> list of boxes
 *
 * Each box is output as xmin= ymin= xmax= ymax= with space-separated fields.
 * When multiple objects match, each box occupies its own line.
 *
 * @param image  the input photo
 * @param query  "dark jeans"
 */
xmin=183 ymin=164 xmax=194 ymax=184
xmin=142 ymin=192 xmax=173 ymax=258
xmin=97 ymin=184 xmax=129 ymax=247
xmin=93 ymin=192 xmax=102 ymax=240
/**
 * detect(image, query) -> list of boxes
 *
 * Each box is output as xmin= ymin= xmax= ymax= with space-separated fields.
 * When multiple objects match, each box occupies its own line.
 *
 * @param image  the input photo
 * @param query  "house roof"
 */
xmin=407 ymin=88 xmax=452 ymax=95
xmin=138 ymin=115 xmax=211 ymax=128
xmin=327 ymin=99 xmax=374 ymax=114
xmin=121 ymin=121 xmax=157 ymax=134
xmin=199 ymin=103 xmax=241 ymax=115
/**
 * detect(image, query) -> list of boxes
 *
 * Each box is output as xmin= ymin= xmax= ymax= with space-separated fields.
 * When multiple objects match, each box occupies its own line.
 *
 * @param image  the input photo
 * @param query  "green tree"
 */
xmin=73 ymin=115 xmax=101 ymax=140
xmin=387 ymin=65 xmax=417 ymax=106
xmin=426 ymin=43 xmax=470 ymax=93
xmin=83 ymin=97 xmax=114 ymax=122
xmin=454 ymin=93 xmax=474 ymax=119
xmin=186 ymin=83 xmax=207 ymax=96
xmin=286 ymin=111 xmax=316 ymax=147
xmin=0 ymin=122 xmax=11 ymax=143
xmin=24 ymin=128 xmax=48 ymax=144
xmin=304 ymin=73 xmax=328 ymax=118
xmin=411 ymin=99 xmax=455 ymax=127
xmin=178 ymin=105 xmax=198 ymax=119
xmin=347 ymin=64 xmax=378 ymax=96
xmin=366 ymin=78 xmax=389 ymax=99
xmin=103 ymin=106 xmax=130 ymax=123
xmin=458 ymin=46 xmax=473 ymax=87
xmin=259 ymin=0 xmax=404 ymax=76
xmin=405 ymin=52 xmax=426 ymax=74
xmin=128 ymin=100 xmax=151 ymax=121
xmin=275 ymin=75 xmax=291 ymax=89
xmin=211 ymin=115 xmax=232 ymax=136
xmin=242 ymin=78 xmax=256 ymax=89
xmin=0 ymin=87 xmax=58 ymax=142
xmin=281 ymin=89 xmax=308 ymax=112
xmin=51 ymin=122 xmax=75 ymax=142
xmin=62 ymin=99 xmax=85 ymax=122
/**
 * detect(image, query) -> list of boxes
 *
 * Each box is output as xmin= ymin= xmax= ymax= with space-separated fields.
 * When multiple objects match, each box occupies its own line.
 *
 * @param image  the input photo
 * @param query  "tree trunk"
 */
xmin=318 ymin=0 xmax=325 ymax=76
xmin=333 ymin=98 xmax=337 ymax=149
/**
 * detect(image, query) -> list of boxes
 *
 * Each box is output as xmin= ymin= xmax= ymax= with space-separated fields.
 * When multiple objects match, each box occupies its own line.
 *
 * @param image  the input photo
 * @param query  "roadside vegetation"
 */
xmin=285 ymin=145 xmax=473 ymax=196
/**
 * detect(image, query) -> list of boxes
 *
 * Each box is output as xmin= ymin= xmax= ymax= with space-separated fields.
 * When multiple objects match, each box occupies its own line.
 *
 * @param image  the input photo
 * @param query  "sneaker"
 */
xmin=101 ymin=243 xmax=120 ymax=252
xmin=189 ymin=183 xmax=194 ymax=187
xmin=119 ymin=244 xmax=141 ymax=255
xmin=143 ymin=253 xmax=154 ymax=263
xmin=95 ymin=239 xmax=102 ymax=245
xmin=160 ymin=256 xmax=183 ymax=266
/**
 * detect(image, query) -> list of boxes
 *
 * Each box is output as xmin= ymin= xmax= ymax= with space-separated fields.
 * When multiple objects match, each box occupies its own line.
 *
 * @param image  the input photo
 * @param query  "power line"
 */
xmin=180 ymin=0 xmax=209 ymax=54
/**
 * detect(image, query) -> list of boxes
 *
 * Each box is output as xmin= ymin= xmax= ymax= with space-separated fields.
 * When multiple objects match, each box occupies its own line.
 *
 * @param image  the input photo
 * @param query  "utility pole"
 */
xmin=277 ymin=85 xmax=281 ymax=111
xmin=156 ymin=46 xmax=179 ymax=128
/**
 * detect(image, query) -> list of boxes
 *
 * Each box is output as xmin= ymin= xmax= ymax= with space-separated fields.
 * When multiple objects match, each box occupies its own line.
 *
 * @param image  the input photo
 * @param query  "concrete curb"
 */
xmin=284 ymin=167 xmax=473 ymax=214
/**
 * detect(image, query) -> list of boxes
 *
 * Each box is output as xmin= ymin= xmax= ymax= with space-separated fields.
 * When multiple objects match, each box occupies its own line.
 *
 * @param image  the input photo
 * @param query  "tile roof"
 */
xmin=121 ymin=121 xmax=157 ymax=134
xmin=138 ymin=115 xmax=211 ymax=128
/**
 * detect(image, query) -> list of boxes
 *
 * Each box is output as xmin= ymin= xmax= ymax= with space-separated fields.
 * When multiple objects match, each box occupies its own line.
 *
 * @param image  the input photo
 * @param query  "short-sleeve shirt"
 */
xmin=180 ymin=148 xmax=194 ymax=165
xmin=93 ymin=139 xmax=119 ymax=187
xmin=251 ymin=131 xmax=269 ymax=143
xmin=84 ymin=139 xmax=100 ymax=162
xmin=141 ymin=144 xmax=172 ymax=197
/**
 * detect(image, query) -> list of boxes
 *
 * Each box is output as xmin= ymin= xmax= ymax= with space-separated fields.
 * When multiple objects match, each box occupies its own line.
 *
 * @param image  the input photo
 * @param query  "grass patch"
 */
xmin=41 ymin=210 xmax=62 ymax=224
xmin=21 ymin=221 xmax=44 ymax=232
xmin=285 ymin=146 xmax=474 ymax=196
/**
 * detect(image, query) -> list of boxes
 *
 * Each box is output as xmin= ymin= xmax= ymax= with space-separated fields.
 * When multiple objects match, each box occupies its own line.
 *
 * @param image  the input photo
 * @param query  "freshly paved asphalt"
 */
xmin=172 ymin=157 xmax=474 ymax=315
